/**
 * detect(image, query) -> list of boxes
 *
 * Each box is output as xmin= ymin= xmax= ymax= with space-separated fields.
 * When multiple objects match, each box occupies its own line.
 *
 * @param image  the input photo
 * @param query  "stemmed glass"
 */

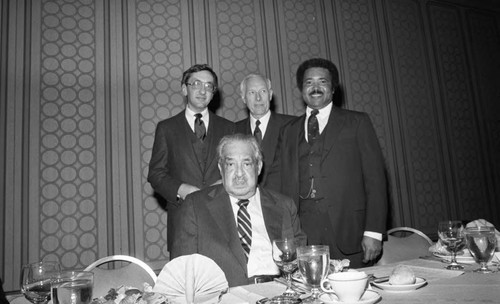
xmin=438 ymin=220 xmax=466 ymax=270
xmin=464 ymin=227 xmax=497 ymax=273
xmin=297 ymin=245 xmax=330 ymax=304
xmin=20 ymin=261 xmax=61 ymax=304
xmin=271 ymin=238 xmax=300 ymax=299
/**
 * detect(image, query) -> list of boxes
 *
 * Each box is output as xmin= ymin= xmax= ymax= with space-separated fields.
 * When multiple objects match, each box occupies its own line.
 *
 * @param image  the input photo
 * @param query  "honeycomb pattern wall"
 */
xmin=38 ymin=0 xmax=99 ymax=269
xmin=429 ymin=4 xmax=490 ymax=219
xmin=135 ymin=0 xmax=184 ymax=263
xmin=385 ymin=0 xmax=447 ymax=228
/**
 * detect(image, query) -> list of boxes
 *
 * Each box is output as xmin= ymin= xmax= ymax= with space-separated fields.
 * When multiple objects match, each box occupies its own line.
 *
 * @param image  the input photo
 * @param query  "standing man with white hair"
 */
xmin=236 ymin=74 xmax=295 ymax=185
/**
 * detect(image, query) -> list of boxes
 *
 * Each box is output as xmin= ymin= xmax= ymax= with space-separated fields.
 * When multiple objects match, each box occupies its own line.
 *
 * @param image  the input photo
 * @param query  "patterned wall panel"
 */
xmin=135 ymin=0 xmax=184 ymax=262
xmin=336 ymin=0 xmax=389 ymax=154
xmin=279 ymin=0 xmax=324 ymax=115
xmin=385 ymin=0 xmax=448 ymax=230
xmin=38 ymin=0 xmax=99 ymax=268
xmin=429 ymin=4 xmax=490 ymax=219
xmin=213 ymin=0 xmax=262 ymax=121
xmin=467 ymin=11 xmax=500 ymax=213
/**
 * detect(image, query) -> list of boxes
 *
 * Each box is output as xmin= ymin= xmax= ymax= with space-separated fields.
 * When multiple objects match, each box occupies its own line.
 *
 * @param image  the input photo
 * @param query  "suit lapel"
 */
xmin=204 ymin=112 xmax=220 ymax=175
xmin=206 ymin=186 xmax=248 ymax=271
xmin=260 ymin=188 xmax=283 ymax=242
xmin=262 ymin=114 xmax=279 ymax=165
xmin=321 ymin=106 xmax=345 ymax=162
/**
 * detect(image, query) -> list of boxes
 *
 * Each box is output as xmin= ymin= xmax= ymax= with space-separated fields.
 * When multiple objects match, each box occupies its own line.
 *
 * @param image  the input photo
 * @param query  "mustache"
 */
xmin=309 ymin=88 xmax=323 ymax=96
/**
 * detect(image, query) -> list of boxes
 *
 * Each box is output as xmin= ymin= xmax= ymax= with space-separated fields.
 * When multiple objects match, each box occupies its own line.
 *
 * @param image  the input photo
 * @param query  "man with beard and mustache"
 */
xmin=148 ymin=64 xmax=235 ymax=251
xmin=267 ymin=58 xmax=388 ymax=268
xmin=235 ymin=74 xmax=295 ymax=185
xmin=171 ymin=134 xmax=306 ymax=287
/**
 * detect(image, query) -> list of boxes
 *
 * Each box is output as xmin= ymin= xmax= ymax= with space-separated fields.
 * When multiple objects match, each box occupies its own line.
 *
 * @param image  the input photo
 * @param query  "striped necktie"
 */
xmin=237 ymin=199 xmax=252 ymax=259
xmin=194 ymin=113 xmax=206 ymax=141
xmin=308 ymin=109 xmax=319 ymax=145
xmin=254 ymin=120 xmax=262 ymax=145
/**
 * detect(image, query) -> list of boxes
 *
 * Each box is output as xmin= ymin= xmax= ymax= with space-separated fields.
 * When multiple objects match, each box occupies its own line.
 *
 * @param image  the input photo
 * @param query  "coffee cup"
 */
xmin=320 ymin=270 xmax=368 ymax=302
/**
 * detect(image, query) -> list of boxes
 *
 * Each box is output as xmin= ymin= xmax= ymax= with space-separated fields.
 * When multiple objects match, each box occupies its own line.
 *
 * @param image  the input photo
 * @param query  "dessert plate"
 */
xmin=371 ymin=277 xmax=426 ymax=292
xmin=319 ymin=290 xmax=381 ymax=304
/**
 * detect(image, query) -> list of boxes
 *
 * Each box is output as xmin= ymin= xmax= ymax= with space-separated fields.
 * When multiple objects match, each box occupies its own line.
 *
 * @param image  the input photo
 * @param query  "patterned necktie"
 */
xmin=254 ymin=120 xmax=262 ymax=145
xmin=194 ymin=113 xmax=206 ymax=141
xmin=237 ymin=199 xmax=252 ymax=259
xmin=308 ymin=109 xmax=319 ymax=145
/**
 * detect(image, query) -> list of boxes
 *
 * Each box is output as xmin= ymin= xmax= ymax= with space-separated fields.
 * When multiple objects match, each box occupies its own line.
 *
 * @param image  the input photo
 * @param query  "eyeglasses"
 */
xmin=186 ymin=80 xmax=216 ymax=92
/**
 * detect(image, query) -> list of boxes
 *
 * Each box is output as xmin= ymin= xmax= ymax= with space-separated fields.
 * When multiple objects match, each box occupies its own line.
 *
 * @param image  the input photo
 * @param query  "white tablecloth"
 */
xmin=222 ymin=258 xmax=500 ymax=304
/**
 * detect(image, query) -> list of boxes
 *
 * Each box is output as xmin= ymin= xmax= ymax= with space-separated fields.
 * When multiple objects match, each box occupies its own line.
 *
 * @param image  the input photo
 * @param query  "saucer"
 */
xmin=319 ymin=290 xmax=381 ymax=304
xmin=371 ymin=277 xmax=427 ymax=292
xmin=433 ymin=252 xmax=475 ymax=264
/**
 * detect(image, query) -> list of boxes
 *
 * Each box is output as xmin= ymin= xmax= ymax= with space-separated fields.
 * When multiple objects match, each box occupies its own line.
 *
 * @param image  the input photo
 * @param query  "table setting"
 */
xmin=7 ymin=219 xmax=500 ymax=304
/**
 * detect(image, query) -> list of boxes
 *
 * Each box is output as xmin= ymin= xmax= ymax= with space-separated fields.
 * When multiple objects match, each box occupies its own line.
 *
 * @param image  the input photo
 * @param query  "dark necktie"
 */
xmin=254 ymin=120 xmax=262 ymax=145
xmin=237 ymin=199 xmax=252 ymax=259
xmin=194 ymin=113 xmax=206 ymax=141
xmin=308 ymin=109 xmax=319 ymax=145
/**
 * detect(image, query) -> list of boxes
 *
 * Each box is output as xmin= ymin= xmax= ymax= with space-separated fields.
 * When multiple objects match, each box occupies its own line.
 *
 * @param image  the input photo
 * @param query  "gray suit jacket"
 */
xmin=171 ymin=184 xmax=306 ymax=287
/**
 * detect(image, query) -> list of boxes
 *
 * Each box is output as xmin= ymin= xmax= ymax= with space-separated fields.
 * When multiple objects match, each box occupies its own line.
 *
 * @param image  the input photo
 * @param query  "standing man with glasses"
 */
xmin=267 ymin=58 xmax=388 ymax=268
xmin=148 ymin=63 xmax=235 ymax=251
xmin=235 ymin=74 xmax=295 ymax=185
xmin=171 ymin=134 xmax=306 ymax=287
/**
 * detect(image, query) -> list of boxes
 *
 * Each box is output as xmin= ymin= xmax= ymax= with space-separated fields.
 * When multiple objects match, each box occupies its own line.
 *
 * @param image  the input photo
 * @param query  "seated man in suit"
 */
xmin=171 ymin=134 xmax=306 ymax=287
xmin=235 ymin=74 xmax=295 ymax=185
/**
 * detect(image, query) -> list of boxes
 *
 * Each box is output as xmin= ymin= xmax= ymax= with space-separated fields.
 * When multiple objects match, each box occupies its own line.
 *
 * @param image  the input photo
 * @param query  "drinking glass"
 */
xmin=272 ymin=238 xmax=299 ymax=297
xmin=52 ymin=271 xmax=94 ymax=304
xmin=438 ymin=220 xmax=466 ymax=270
xmin=464 ymin=227 xmax=497 ymax=273
xmin=21 ymin=261 xmax=61 ymax=304
xmin=297 ymin=245 xmax=330 ymax=304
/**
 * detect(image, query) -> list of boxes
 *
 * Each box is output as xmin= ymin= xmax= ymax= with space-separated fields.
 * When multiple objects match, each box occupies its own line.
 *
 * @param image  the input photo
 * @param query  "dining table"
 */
xmin=6 ymin=256 xmax=499 ymax=304
xmin=221 ymin=256 xmax=500 ymax=303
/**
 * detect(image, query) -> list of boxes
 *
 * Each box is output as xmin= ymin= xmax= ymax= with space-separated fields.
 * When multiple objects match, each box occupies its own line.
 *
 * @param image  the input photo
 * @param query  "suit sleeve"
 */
xmin=147 ymin=123 xmax=183 ymax=204
xmin=357 ymin=113 xmax=388 ymax=234
xmin=170 ymin=195 xmax=198 ymax=258
xmin=286 ymin=196 xmax=307 ymax=246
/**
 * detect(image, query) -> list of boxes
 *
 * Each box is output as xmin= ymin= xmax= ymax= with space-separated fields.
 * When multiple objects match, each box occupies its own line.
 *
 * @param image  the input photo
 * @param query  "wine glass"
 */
xmin=52 ymin=271 xmax=94 ymax=304
xmin=438 ymin=220 xmax=466 ymax=270
xmin=297 ymin=245 xmax=330 ymax=304
xmin=271 ymin=238 xmax=299 ymax=298
xmin=20 ymin=261 xmax=61 ymax=304
xmin=464 ymin=227 xmax=497 ymax=273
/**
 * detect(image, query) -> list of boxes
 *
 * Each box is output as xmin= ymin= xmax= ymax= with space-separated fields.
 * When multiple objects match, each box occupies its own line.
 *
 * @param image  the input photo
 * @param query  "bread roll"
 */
xmin=389 ymin=265 xmax=416 ymax=285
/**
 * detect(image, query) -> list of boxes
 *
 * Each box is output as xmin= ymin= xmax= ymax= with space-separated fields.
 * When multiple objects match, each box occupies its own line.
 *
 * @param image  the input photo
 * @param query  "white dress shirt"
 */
xmin=250 ymin=111 xmax=271 ymax=139
xmin=185 ymin=107 xmax=209 ymax=132
xmin=304 ymin=102 xmax=382 ymax=241
xmin=229 ymin=188 xmax=280 ymax=277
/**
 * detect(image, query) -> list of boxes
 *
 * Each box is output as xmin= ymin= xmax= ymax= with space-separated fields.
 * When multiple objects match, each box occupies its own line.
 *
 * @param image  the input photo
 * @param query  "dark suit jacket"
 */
xmin=171 ymin=184 xmax=307 ymax=287
xmin=235 ymin=112 xmax=295 ymax=185
xmin=267 ymin=106 xmax=387 ymax=255
xmin=148 ymin=110 xmax=234 ymax=247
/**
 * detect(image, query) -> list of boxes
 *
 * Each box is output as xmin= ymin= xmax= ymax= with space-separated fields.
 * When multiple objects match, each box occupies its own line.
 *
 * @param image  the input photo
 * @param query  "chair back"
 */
xmin=84 ymin=255 xmax=157 ymax=297
xmin=376 ymin=227 xmax=433 ymax=265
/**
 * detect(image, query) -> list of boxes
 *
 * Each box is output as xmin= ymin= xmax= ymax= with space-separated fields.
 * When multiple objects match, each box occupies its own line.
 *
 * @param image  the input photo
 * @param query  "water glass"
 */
xmin=297 ymin=245 xmax=329 ymax=304
xmin=52 ymin=271 xmax=94 ymax=304
xmin=464 ymin=227 xmax=497 ymax=273
xmin=21 ymin=261 xmax=61 ymax=304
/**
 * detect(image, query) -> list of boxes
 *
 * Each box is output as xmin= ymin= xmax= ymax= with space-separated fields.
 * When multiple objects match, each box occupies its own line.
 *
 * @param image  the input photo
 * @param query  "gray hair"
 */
xmin=239 ymin=74 xmax=272 ymax=98
xmin=217 ymin=133 xmax=263 ymax=164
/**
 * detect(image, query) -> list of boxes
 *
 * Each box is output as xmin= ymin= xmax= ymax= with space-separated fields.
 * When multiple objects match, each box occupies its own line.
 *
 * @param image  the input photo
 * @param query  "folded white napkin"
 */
xmin=153 ymin=254 xmax=229 ymax=304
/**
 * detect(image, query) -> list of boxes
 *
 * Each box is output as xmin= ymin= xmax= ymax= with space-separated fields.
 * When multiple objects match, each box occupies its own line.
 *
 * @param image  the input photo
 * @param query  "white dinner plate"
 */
xmin=319 ymin=290 xmax=381 ymax=304
xmin=433 ymin=252 xmax=475 ymax=264
xmin=371 ymin=277 xmax=427 ymax=292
